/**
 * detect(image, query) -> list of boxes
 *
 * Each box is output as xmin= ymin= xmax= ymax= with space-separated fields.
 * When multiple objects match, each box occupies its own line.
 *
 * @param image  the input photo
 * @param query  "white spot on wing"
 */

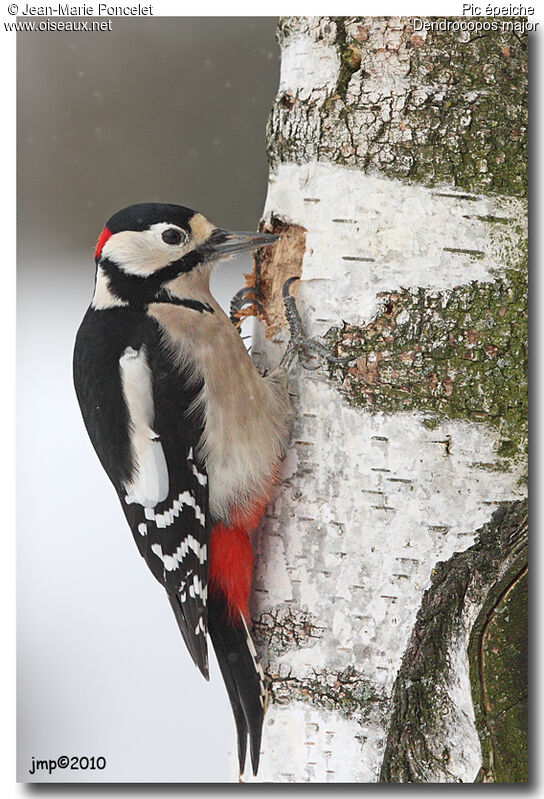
xmin=176 ymin=490 xmax=206 ymax=527
xmin=188 ymin=574 xmax=207 ymax=603
xmin=195 ymin=616 xmax=206 ymax=635
xmin=188 ymin=447 xmax=207 ymax=485
xmin=191 ymin=463 xmax=207 ymax=486
xmin=151 ymin=533 xmax=207 ymax=572
xmin=146 ymin=491 xmax=206 ymax=533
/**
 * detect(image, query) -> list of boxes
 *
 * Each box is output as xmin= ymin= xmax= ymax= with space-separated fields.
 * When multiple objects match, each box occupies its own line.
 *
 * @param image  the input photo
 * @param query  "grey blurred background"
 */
xmin=17 ymin=17 xmax=279 ymax=783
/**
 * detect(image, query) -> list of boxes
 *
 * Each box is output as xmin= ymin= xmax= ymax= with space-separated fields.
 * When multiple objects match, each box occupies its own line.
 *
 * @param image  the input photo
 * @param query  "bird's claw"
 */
xmin=280 ymin=277 xmax=354 ymax=371
xmin=230 ymin=286 xmax=264 ymax=329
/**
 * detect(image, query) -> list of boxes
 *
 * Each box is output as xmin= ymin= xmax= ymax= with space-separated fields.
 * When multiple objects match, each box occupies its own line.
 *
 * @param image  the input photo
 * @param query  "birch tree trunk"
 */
xmin=246 ymin=16 xmax=527 ymax=783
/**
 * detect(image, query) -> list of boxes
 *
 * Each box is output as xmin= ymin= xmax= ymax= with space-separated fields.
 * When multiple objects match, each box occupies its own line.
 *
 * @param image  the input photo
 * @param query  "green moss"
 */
xmin=470 ymin=568 xmax=528 ymax=783
xmin=482 ymin=572 xmax=528 ymax=782
xmin=333 ymin=17 xmax=362 ymax=101
xmin=389 ymin=21 xmax=528 ymax=197
xmin=470 ymin=461 xmax=511 ymax=473
xmin=327 ymin=230 xmax=527 ymax=465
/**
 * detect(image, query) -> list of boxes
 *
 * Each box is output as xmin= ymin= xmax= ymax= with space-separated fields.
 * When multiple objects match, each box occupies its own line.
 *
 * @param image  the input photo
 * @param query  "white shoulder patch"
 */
xmin=119 ymin=345 xmax=169 ymax=508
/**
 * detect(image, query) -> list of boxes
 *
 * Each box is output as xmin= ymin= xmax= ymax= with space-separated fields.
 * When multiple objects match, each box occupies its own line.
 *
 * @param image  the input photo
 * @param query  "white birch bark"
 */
xmin=243 ymin=17 xmax=527 ymax=783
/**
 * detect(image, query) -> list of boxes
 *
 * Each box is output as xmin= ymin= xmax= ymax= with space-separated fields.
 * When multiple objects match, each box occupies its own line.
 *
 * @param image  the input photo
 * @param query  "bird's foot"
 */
xmin=280 ymin=277 xmax=354 ymax=371
xmin=229 ymin=286 xmax=264 ymax=330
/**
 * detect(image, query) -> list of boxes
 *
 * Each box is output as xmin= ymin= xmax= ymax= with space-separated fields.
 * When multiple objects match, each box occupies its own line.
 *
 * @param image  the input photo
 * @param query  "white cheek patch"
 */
xmin=120 ymin=345 xmax=169 ymax=507
xmin=101 ymin=223 xmax=193 ymax=276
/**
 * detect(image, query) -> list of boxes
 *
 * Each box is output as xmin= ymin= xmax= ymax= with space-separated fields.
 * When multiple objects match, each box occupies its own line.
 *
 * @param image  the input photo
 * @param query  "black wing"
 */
xmin=121 ymin=386 xmax=210 ymax=679
xmin=74 ymin=306 xmax=210 ymax=677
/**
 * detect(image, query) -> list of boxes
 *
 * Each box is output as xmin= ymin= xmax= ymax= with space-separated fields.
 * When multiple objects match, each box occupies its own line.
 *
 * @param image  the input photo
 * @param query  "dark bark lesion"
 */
xmin=252 ymin=606 xmax=325 ymax=655
xmin=379 ymin=499 xmax=528 ymax=783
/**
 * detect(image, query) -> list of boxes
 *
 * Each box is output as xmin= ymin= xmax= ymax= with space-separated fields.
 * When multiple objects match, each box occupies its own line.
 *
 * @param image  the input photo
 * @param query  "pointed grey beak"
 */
xmin=201 ymin=229 xmax=280 ymax=259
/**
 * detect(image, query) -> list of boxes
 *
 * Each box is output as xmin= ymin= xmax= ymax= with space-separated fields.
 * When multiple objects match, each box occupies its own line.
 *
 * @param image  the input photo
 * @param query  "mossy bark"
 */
xmin=469 ymin=549 xmax=528 ymax=782
xmin=269 ymin=17 xmax=527 ymax=197
xmin=327 ymin=249 xmax=528 ymax=466
xmin=379 ymin=499 xmax=527 ymax=783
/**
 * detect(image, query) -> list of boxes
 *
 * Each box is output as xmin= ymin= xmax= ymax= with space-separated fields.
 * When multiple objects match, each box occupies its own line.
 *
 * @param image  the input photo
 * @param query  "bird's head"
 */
xmin=93 ymin=202 xmax=278 ymax=307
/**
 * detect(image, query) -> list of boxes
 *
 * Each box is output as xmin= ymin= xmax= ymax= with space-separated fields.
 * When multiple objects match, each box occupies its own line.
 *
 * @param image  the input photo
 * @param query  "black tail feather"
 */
xmin=208 ymin=593 xmax=266 ymax=776
xmin=168 ymin=592 xmax=209 ymax=680
xmin=211 ymin=640 xmax=249 ymax=775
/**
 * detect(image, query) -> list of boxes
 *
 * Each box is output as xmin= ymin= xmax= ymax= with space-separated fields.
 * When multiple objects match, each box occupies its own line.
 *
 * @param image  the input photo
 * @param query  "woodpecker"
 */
xmin=73 ymin=203 xmax=291 ymax=777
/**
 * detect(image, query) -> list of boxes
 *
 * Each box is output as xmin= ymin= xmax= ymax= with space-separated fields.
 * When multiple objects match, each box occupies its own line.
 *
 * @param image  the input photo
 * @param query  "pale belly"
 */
xmin=148 ymin=301 xmax=291 ymax=522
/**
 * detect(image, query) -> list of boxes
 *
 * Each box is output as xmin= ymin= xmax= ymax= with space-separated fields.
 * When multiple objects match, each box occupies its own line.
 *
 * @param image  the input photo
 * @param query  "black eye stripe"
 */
xmin=162 ymin=228 xmax=185 ymax=245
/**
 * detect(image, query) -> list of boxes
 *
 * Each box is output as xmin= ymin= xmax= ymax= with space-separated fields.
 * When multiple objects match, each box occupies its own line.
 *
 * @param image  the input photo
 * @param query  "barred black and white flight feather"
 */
xmin=73 ymin=305 xmax=210 ymax=677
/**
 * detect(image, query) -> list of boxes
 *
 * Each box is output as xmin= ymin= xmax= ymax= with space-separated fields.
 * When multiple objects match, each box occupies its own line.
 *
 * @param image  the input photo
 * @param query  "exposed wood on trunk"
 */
xmin=245 ymin=218 xmax=306 ymax=338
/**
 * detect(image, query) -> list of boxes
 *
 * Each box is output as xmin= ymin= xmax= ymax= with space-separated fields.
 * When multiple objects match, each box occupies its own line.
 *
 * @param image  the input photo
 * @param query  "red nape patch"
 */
xmin=209 ymin=523 xmax=254 ymax=621
xmin=94 ymin=227 xmax=112 ymax=260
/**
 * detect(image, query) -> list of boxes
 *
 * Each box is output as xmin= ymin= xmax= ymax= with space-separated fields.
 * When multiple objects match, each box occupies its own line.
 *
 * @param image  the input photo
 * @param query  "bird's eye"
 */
xmin=162 ymin=228 xmax=185 ymax=245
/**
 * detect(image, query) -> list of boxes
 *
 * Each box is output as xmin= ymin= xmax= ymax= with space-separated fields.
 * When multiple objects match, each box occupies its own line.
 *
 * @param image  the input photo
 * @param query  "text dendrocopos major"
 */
xmin=73 ymin=203 xmax=291 ymax=777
